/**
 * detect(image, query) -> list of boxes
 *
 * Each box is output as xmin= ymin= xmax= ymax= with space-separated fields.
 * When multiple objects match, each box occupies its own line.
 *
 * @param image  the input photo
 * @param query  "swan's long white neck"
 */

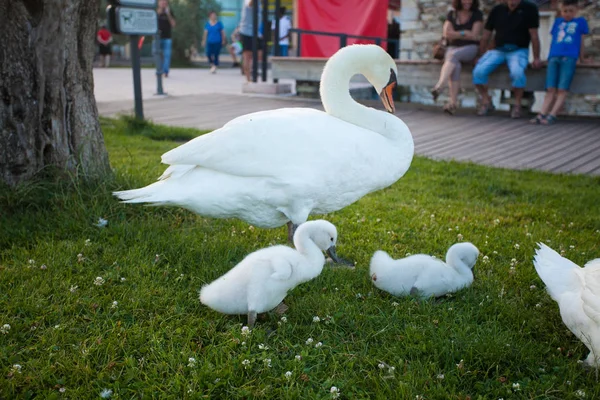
xmin=293 ymin=226 xmax=325 ymax=281
xmin=445 ymin=247 xmax=474 ymax=279
xmin=319 ymin=46 xmax=407 ymax=143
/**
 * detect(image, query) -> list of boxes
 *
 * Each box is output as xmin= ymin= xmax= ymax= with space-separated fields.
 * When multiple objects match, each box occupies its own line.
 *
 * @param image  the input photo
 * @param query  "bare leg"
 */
xmin=433 ymin=59 xmax=456 ymax=92
xmin=448 ymin=79 xmax=460 ymax=106
xmin=513 ymin=88 xmax=524 ymax=109
xmin=287 ymin=221 xmax=298 ymax=243
xmin=105 ymin=54 xmax=111 ymax=68
xmin=476 ymin=84 xmax=491 ymax=106
xmin=242 ymin=50 xmax=252 ymax=82
xmin=548 ymin=89 xmax=568 ymax=117
xmin=247 ymin=310 xmax=257 ymax=328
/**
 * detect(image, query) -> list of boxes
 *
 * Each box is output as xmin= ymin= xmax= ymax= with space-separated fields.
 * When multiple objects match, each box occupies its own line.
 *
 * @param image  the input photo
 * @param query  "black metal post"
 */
xmin=261 ymin=0 xmax=268 ymax=82
xmin=397 ymin=25 xmax=401 ymax=59
xmin=340 ymin=34 xmax=347 ymax=49
xmin=251 ymin=0 xmax=259 ymax=83
xmin=296 ymin=32 xmax=301 ymax=57
xmin=130 ymin=35 xmax=144 ymax=120
xmin=154 ymin=34 xmax=164 ymax=95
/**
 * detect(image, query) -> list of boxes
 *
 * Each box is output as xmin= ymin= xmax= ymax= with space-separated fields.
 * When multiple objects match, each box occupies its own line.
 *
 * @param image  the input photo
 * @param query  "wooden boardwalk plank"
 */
xmin=97 ymin=93 xmax=600 ymax=177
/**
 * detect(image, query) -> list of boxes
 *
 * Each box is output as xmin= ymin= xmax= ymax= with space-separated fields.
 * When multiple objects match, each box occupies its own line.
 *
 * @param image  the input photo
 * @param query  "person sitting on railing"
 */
xmin=472 ymin=0 xmax=542 ymax=118
xmin=430 ymin=0 xmax=483 ymax=115
xmin=529 ymin=0 xmax=589 ymax=125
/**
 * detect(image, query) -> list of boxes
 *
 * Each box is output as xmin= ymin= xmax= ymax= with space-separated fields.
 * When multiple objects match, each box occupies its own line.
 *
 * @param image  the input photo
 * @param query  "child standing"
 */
xmin=530 ymin=0 xmax=588 ymax=125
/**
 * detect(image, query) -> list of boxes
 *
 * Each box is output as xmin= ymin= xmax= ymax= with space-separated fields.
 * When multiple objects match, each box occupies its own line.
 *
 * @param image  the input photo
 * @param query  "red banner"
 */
xmin=297 ymin=0 xmax=388 ymax=58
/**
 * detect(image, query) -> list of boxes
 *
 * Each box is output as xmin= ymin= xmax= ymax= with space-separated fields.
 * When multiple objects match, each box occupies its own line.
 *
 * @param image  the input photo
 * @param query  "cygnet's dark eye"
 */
xmin=330 ymin=237 xmax=334 ymax=242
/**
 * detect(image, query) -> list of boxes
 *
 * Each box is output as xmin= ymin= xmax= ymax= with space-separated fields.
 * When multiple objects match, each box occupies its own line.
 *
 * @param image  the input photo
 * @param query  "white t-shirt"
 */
xmin=271 ymin=16 xmax=291 ymax=45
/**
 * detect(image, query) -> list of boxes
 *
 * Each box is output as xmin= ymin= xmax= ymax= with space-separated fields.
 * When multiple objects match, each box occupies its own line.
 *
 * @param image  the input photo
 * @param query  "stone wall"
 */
xmin=397 ymin=0 xmax=600 ymax=115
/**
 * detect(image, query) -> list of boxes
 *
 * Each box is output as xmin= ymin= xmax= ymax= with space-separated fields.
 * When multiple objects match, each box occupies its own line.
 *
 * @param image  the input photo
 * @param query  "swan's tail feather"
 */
xmin=113 ymin=182 xmax=171 ymax=205
xmin=533 ymin=242 xmax=583 ymax=301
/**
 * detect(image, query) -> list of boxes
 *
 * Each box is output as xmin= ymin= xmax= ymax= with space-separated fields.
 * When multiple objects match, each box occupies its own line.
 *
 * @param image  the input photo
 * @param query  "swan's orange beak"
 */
xmin=379 ymin=68 xmax=397 ymax=114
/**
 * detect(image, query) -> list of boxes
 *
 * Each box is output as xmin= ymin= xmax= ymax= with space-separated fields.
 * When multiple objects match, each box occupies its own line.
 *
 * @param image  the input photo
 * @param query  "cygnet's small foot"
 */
xmin=274 ymin=302 xmax=289 ymax=315
xmin=247 ymin=310 xmax=257 ymax=328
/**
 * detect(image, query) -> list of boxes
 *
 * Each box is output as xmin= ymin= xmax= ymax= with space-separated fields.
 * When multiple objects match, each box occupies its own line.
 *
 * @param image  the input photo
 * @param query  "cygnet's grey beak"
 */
xmin=326 ymin=245 xmax=342 ymax=264
xmin=379 ymin=68 xmax=397 ymax=114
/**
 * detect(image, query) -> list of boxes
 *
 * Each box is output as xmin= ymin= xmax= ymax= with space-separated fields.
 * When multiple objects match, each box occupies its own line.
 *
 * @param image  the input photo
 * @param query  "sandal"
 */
xmin=510 ymin=107 xmax=522 ymax=119
xmin=443 ymin=103 xmax=457 ymax=115
xmin=430 ymin=88 xmax=440 ymax=102
xmin=529 ymin=114 xmax=546 ymax=124
xmin=477 ymin=102 xmax=495 ymax=116
xmin=541 ymin=114 xmax=557 ymax=125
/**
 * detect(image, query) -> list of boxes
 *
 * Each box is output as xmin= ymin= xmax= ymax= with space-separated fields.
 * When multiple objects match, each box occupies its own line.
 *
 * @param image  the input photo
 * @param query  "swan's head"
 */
xmin=357 ymin=45 xmax=398 ymax=113
xmin=322 ymin=45 xmax=398 ymax=113
xmin=447 ymin=242 xmax=479 ymax=275
xmin=298 ymin=220 xmax=340 ymax=262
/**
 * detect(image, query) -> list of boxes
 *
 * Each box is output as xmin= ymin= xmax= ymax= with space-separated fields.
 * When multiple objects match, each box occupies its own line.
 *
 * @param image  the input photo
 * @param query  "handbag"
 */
xmin=432 ymin=38 xmax=448 ymax=60
xmin=432 ymin=11 xmax=455 ymax=60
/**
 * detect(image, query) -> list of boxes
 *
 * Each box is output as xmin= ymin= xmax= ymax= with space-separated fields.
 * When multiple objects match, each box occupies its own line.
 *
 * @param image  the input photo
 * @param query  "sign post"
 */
xmin=107 ymin=0 xmax=158 ymax=120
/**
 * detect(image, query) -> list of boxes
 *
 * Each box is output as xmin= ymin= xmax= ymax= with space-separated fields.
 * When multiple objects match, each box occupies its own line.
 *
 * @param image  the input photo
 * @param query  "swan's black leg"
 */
xmin=287 ymin=221 xmax=298 ymax=244
xmin=247 ymin=310 xmax=257 ymax=328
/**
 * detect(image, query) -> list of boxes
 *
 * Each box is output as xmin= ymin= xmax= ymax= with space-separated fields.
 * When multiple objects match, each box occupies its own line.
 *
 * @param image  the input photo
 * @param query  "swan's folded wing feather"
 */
xmin=269 ymin=256 xmax=295 ymax=281
xmin=582 ymin=268 xmax=600 ymax=324
xmin=160 ymin=108 xmax=380 ymax=178
xmin=533 ymin=243 xmax=583 ymax=301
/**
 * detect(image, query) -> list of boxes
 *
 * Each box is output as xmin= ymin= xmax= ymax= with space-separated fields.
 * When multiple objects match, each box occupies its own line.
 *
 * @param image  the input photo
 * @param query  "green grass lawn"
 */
xmin=1 ymin=117 xmax=599 ymax=399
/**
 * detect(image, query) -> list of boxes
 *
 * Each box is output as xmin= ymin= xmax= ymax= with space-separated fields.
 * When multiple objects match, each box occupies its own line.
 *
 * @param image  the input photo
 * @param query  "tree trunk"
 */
xmin=0 ymin=0 xmax=110 ymax=187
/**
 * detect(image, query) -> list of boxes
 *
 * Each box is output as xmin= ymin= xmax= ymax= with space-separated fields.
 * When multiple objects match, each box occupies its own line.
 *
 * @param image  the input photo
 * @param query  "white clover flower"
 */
xmin=315 ymin=342 xmax=323 ymax=348
xmin=96 ymin=217 xmax=108 ymax=228
xmin=576 ymin=389 xmax=585 ymax=398
xmin=120 ymin=277 xmax=126 ymax=282
xmin=330 ymin=386 xmax=341 ymax=399
xmin=263 ymin=358 xmax=272 ymax=367
xmin=69 ymin=285 xmax=78 ymax=293
xmin=566 ymin=380 xmax=572 ymax=385
xmin=242 ymin=359 xmax=251 ymax=368
xmin=430 ymin=214 xmax=435 ymax=219
xmin=258 ymin=343 xmax=269 ymax=350
xmin=54 ymin=325 xmax=60 ymax=329
xmin=356 ymin=293 xmax=363 ymax=299
xmin=513 ymin=243 xmax=519 ymax=249
xmin=1 ymin=324 xmax=10 ymax=334
xmin=100 ymin=388 xmax=113 ymax=398
xmin=306 ymin=338 xmax=314 ymax=345
xmin=456 ymin=359 xmax=464 ymax=369
xmin=535 ymin=303 xmax=542 ymax=308
xmin=482 ymin=255 xmax=489 ymax=263
xmin=85 ymin=239 xmax=91 ymax=246
xmin=11 ymin=364 xmax=22 ymax=374
xmin=324 ymin=315 xmax=334 ymax=325
xmin=391 ymin=302 xmax=399 ymax=307
xmin=376 ymin=218 xmax=382 ymax=222
xmin=570 ymin=245 xmax=575 ymax=249
xmin=28 ymin=259 xmax=35 ymax=265
xmin=378 ymin=363 xmax=385 ymax=369
xmin=111 ymin=301 xmax=118 ymax=309
xmin=40 ymin=264 xmax=47 ymax=270
xmin=530 ymin=285 xmax=536 ymax=290
xmin=526 ymin=232 xmax=532 ymax=237
xmin=448 ymin=228 xmax=453 ymax=231
xmin=494 ymin=219 xmax=500 ymax=225
xmin=77 ymin=253 xmax=85 ymax=262
xmin=241 ymin=326 xmax=251 ymax=336
xmin=313 ymin=316 xmax=320 ymax=323
xmin=241 ymin=341 xmax=246 ymax=346
xmin=437 ymin=374 xmax=445 ymax=379
xmin=457 ymin=233 xmax=464 ymax=241
xmin=280 ymin=316 xmax=287 ymax=323
xmin=94 ymin=276 xmax=105 ymax=286
xmin=388 ymin=366 xmax=396 ymax=373
xmin=295 ymin=355 xmax=302 ymax=361
xmin=512 ymin=383 xmax=521 ymax=390
xmin=59 ymin=387 xmax=66 ymax=393
xmin=285 ymin=371 xmax=292 ymax=379
xmin=188 ymin=357 xmax=196 ymax=367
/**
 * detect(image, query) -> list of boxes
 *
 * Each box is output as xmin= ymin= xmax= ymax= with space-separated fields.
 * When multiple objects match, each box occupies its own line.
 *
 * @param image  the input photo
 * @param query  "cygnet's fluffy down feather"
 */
xmin=199 ymin=220 xmax=338 ymax=326
xmin=533 ymin=243 xmax=600 ymax=368
xmin=370 ymin=242 xmax=479 ymax=298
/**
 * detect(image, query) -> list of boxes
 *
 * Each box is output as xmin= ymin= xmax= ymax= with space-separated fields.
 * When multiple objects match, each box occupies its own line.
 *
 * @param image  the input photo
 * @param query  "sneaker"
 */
xmin=210 ymin=65 xmax=216 ymax=74
xmin=232 ymin=62 xmax=240 ymax=67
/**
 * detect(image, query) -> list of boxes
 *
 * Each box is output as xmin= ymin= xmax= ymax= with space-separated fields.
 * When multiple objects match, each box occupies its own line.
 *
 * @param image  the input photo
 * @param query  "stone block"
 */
xmin=400 ymin=20 xmax=423 ymax=30
xmin=400 ymin=38 xmax=414 ymax=50
xmin=412 ymin=31 xmax=442 ymax=43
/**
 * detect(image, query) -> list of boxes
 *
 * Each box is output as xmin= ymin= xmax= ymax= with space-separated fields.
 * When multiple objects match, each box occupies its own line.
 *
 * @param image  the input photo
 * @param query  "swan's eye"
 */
xmin=330 ymin=237 xmax=334 ymax=242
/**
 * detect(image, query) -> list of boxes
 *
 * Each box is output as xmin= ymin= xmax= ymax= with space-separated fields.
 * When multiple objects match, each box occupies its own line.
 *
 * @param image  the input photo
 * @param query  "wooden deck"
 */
xmin=97 ymin=94 xmax=600 ymax=176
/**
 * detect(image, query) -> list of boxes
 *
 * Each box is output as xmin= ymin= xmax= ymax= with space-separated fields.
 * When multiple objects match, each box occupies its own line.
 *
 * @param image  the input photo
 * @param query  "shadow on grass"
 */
xmin=105 ymin=115 xmax=209 ymax=142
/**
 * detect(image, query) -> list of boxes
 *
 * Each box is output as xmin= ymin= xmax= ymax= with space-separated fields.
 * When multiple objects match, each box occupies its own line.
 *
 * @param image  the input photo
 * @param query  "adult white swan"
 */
xmin=114 ymin=44 xmax=414 ymax=243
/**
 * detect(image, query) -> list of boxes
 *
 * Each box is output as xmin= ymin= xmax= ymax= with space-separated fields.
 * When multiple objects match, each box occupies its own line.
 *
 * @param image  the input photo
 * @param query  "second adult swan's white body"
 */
xmin=114 ymin=45 xmax=414 ymax=235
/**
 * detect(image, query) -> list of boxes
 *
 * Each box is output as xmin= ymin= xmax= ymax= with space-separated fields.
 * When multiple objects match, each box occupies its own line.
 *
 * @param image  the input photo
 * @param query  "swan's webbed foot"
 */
xmin=247 ymin=310 xmax=257 ymax=328
xmin=274 ymin=302 xmax=289 ymax=315
xmin=287 ymin=221 xmax=298 ymax=244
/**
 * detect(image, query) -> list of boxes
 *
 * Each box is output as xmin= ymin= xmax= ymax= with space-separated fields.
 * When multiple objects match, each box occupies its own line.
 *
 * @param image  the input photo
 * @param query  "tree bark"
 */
xmin=0 ymin=0 xmax=110 ymax=187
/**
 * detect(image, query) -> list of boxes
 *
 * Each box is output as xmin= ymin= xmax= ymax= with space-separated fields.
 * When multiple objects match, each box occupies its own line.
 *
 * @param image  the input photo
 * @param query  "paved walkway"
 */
xmin=95 ymin=68 xmax=600 ymax=176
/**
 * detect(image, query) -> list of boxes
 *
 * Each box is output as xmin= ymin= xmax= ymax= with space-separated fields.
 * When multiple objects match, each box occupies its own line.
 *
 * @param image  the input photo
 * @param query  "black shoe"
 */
xmin=232 ymin=62 xmax=240 ymax=67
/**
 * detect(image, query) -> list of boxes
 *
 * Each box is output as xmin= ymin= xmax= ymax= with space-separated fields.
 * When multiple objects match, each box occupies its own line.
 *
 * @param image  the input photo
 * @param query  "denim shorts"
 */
xmin=546 ymin=56 xmax=577 ymax=90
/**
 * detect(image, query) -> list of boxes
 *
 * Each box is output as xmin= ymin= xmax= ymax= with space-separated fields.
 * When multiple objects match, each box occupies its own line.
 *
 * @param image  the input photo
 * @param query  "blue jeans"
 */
xmin=160 ymin=38 xmax=172 ymax=75
xmin=546 ymin=56 xmax=577 ymax=90
xmin=278 ymin=45 xmax=289 ymax=56
xmin=473 ymin=48 xmax=529 ymax=88
xmin=206 ymin=42 xmax=222 ymax=66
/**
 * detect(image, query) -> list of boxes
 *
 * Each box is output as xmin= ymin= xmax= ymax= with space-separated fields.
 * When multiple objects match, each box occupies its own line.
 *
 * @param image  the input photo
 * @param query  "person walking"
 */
xmin=157 ymin=0 xmax=176 ymax=77
xmin=202 ymin=11 xmax=227 ymax=74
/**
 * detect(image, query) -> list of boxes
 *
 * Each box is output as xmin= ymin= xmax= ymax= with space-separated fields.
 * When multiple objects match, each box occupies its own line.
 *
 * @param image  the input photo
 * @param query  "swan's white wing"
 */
xmin=269 ymin=256 xmax=295 ymax=281
xmin=161 ymin=108 xmax=388 ymax=178
xmin=582 ymin=265 xmax=600 ymax=324
xmin=533 ymin=243 xmax=583 ymax=301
